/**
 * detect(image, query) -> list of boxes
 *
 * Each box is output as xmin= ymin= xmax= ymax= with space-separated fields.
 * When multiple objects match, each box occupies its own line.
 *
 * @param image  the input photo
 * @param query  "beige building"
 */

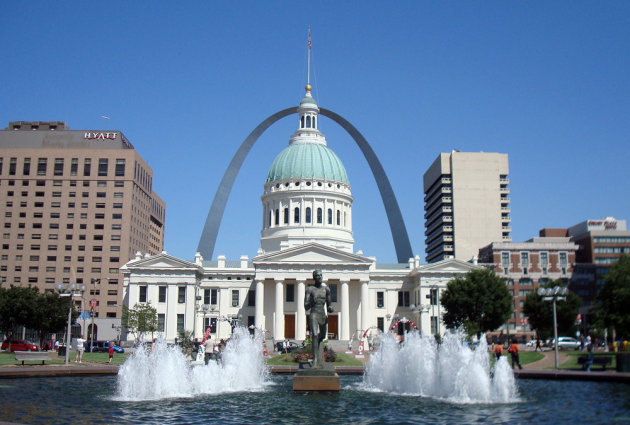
xmin=423 ymin=151 xmax=511 ymax=263
xmin=0 ymin=121 xmax=165 ymax=340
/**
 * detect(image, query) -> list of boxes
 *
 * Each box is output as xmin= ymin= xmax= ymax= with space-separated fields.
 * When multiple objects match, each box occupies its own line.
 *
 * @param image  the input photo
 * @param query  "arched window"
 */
xmin=317 ymin=208 xmax=323 ymax=224
xmin=313 ymin=116 xmax=317 ymax=128
xmin=306 ymin=207 xmax=311 ymax=223
xmin=327 ymin=208 xmax=333 ymax=225
xmin=336 ymin=210 xmax=340 ymax=225
xmin=306 ymin=116 xmax=311 ymax=128
xmin=284 ymin=208 xmax=289 ymax=224
xmin=300 ymin=116 xmax=305 ymax=128
xmin=294 ymin=207 xmax=300 ymax=224
xmin=269 ymin=210 xmax=272 ymax=227
xmin=275 ymin=209 xmax=279 ymax=226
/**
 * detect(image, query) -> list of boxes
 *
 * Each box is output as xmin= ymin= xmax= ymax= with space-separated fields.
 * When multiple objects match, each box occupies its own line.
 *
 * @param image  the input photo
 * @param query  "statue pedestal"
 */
xmin=292 ymin=366 xmax=340 ymax=392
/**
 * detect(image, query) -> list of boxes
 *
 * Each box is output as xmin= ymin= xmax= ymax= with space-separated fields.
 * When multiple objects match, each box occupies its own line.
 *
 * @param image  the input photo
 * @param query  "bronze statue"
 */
xmin=304 ymin=269 xmax=333 ymax=369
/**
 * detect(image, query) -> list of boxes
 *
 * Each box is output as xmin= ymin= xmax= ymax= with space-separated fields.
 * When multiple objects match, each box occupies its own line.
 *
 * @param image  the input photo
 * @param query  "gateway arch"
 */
xmin=197 ymin=107 xmax=413 ymax=264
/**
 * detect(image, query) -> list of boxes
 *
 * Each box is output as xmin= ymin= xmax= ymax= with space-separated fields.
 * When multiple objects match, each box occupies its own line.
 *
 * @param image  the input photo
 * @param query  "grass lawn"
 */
xmin=267 ymin=351 xmax=364 ymax=367
xmin=0 ymin=351 xmax=129 ymax=366
xmin=489 ymin=351 xmax=544 ymax=368
xmin=558 ymin=351 xmax=617 ymax=370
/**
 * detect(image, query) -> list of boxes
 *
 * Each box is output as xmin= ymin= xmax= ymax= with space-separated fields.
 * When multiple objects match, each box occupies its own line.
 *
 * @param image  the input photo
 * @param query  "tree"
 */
xmin=523 ymin=279 xmax=582 ymax=341
xmin=122 ymin=302 xmax=158 ymax=342
xmin=30 ymin=291 xmax=75 ymax=348
xmin=0 ymin=285 xmax=39 ymax=341
xmin=440 ymin=268 xmax=512 ymax=338
xmin=591 ymin=255 xmax=630 ymax=339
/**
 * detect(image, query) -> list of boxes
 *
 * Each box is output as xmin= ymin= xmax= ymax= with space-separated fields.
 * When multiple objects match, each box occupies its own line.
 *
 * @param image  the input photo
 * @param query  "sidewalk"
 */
xmin=522 ymin=349 xmax=569 ymax=370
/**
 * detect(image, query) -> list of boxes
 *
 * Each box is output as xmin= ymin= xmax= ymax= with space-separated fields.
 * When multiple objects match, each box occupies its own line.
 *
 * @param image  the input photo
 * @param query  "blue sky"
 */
xmin=2 ymin=2 xmax=629 ymax=264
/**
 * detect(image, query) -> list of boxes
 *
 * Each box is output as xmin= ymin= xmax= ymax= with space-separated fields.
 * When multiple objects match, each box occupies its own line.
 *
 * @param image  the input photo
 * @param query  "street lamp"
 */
xmin=55 ymin=282 xmax=86 ymax=365
xmin=538 ymin=286 xmax=568 ymax=369
xmin=89 ymin=278 xmax=99 ymax=353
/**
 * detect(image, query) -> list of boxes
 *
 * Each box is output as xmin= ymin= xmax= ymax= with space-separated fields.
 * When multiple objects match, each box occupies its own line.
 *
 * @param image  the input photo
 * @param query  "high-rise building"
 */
xmin=423 ymin=151 xmax=511 ymax=263
xmin=565 ymin=217 xmax=630 ymax=303
xmin=0 ymin=121 xmax=165 ymax=340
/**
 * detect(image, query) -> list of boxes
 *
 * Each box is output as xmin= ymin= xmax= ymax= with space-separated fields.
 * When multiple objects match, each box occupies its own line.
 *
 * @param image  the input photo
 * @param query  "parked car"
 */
xmin=85 ymin=340 xmax=124 ymax=353
xmin=276 ymin=341 xmax=302 ymax=353
xmin=550 ymin=337 xmax=581 ymax=350
xmin=1 ymin=339 xmax=39 ymax=352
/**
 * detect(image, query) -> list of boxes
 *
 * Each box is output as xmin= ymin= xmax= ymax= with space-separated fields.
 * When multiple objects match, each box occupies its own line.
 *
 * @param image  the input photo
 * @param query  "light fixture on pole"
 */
xmin=89 ymin=278 xmax=100 ymax=353
xmin=537 ymin=286 xmax=568 ymax=369
xmin=55 ymin=282 xmax=86 ymax=365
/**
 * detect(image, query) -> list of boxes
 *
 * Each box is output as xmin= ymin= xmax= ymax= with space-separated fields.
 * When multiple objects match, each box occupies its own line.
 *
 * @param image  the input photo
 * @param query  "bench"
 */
xmin=577 ymin=355 xmax=612 ymax=370
xmin=14 ymin=351 xmax=58 ymax=365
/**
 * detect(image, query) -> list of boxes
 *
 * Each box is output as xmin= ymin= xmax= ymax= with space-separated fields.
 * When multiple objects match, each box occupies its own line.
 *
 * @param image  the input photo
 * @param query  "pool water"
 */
xmin=1 ymin=375 xmax=629 ymax=424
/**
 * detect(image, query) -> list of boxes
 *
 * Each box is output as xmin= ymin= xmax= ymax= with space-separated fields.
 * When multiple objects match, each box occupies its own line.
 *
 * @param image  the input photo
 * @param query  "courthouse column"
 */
xmin=274 ymin=280 xmax=284 ymax=340
xmin=360 ymin=280 xmax=369 ymax=332
xmin=255 ymin=280 xmax=264 ymax=330
xmin=340 ymin=280 xmax=350 ymax=340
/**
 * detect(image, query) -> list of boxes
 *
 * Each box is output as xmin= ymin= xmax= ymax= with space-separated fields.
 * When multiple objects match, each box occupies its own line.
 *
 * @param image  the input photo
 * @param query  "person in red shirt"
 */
xmin=494 ymin=343 xmax=503 ymax=361
xmin=108 ymin=345 xmax=114 ymax=363
xmin=507 ymin=340 xmax=522 ymax=369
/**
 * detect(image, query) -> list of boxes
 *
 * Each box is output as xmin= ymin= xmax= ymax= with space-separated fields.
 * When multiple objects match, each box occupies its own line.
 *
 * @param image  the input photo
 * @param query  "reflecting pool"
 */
xmin=1 ymin=375 xmax=630 ymax=424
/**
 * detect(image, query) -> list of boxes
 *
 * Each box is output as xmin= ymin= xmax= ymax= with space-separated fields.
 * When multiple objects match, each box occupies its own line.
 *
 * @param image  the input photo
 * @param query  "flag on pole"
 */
xmin=308 ymin=27 xmax=311 ymax=49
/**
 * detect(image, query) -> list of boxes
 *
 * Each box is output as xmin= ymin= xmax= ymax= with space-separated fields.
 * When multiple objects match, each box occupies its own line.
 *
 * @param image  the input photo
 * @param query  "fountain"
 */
xmin=362 ymin=331 xmax=519 ymax=404
xmin=116 ymin=327 xmax=269 ymax=400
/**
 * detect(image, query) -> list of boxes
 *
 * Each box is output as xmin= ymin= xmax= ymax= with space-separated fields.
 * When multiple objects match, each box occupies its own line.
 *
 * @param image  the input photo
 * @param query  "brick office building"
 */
xmin=0 ymin=121 xmax=165 ymax=340
xmin=478 ymin=236 xmax=578 ymax=340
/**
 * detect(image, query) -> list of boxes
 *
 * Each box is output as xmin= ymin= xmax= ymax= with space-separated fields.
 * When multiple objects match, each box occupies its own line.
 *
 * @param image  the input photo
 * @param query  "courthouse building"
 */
xmin=0 ymin=121 xmax=165 ymax=340
xmin=122 ymin=86 xmax=479 ymax=344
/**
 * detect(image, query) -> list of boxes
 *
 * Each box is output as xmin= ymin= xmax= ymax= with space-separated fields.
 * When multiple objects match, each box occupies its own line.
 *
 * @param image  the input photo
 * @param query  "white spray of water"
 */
xmin=362 ymin=332 xmax=520 ymax=404
xmin=115 ymin=327 xmax=269 ymax=401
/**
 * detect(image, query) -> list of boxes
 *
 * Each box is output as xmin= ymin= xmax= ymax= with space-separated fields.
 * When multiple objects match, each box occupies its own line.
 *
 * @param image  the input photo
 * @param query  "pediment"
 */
xmin=253 ymin=242 xmax=373 ymax=266
xmin=417 ymin=258 xmax=482 ymax=273
xmin=121 ymin=253 xmax=199 ymax=271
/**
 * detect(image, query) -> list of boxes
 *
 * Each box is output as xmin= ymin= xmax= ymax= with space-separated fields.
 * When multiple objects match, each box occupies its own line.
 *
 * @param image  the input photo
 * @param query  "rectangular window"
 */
xmin=37 ymin=158 xmax=47 ymax=175
xmin=329 ymin=283 xmax=338 ymax=303
xmin=115 ymin=159 xmax=125 ymax=176
xmin=521 ymin=252 xmax=529 ymax=267
xmin=398 ymin=291 xmax=410 ymax=307
xmin=211 ymin=289 xmax=218 ymax=305
xmin=177 ymin=314 xmax=185 ymax=332
xmin=23 ymin=158 xmax=30 ymax=176
xmin=540 ymin=252 xmax=548 ymax=267
xmin=232 ymin=289 xmax=239 ymax=307
xmin=139 ymin=285 xmax=147 ymax=303
xmin=98 ymin=158 xmax=108 ymax=176
xmin=70 ymin=158 xmax=78 ymax=176
xmin=501 ymin=252 xmax=510 ymax=266
xmin=8 ymin=158 xmax=17 ymax=175
xmin=158 ymin=314 xmax=165 ymax=332
xmin=83 ymin=158 xmax=91 ymax=176
xmin=178 ymin=286 xmax=186 ymax=303
xmin=376 ymin=291 xmax=384 ymax=308
xmin=377 ymin=317 xmax=385 ymax=332
xmin=286 ymin=284 xmax=294 ymax=302
xmin=159 ymin=286 xmax=166 ymax=303
xmin=248 ymin=289 xmax=256 ymax=306
xmin=431 ymin=316 xmax=438 ymax=335
xmin=54 ymin=158 xmax=64 ymax=176
xmin=430 ymin=288 xmax=438 ymax=306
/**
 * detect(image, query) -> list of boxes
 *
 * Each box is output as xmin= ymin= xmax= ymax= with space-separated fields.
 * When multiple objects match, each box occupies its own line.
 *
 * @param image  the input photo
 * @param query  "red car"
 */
xmin=1 ymin=339 xmax=39 ymax=352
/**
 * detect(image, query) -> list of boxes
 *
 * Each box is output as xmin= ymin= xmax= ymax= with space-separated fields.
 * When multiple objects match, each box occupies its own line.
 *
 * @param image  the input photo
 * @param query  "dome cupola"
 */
xmin=260 ymin=85 xmax=354 ymax=254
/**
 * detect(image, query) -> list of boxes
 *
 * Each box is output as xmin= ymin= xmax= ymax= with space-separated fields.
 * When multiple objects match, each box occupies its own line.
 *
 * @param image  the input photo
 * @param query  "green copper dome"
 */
xmin=266 ymin=143 xmax=349 ymax=184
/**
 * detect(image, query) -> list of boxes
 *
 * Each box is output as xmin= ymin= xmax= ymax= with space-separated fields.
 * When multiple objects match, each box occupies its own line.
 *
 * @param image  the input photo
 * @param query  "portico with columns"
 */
xmin=252 ymin=242 xmax=373 ymax=341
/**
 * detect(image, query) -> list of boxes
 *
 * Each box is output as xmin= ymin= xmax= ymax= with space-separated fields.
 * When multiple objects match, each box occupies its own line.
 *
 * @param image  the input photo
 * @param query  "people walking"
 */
xmin=507 ymin=339 xmax=522 ymax=370
xmin=108 ymin=345 xmax=114 ymax=363
xmin=494 ymin=343 xmax=503 ymax=361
